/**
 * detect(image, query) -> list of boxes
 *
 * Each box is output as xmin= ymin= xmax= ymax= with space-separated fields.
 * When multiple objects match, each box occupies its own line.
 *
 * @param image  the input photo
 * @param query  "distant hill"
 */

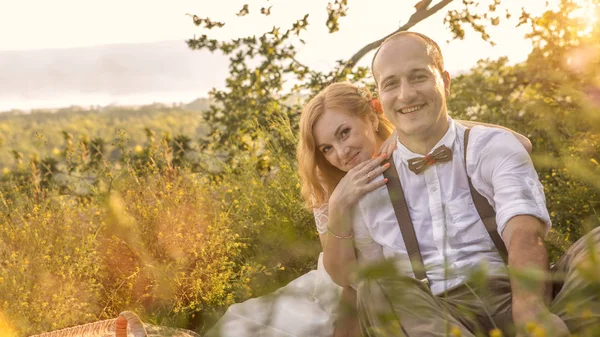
xmin=0 ymin=99 xmax=214 ymax=170
xmin=0 ymin=40 xmax=229 ymax=111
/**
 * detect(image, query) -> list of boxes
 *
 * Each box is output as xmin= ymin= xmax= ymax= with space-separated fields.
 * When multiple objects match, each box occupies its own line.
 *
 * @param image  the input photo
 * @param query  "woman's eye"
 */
xmin=413 ymin=74 xmax=427 ymax=81
xmin=321 ymin=146 xmax=331 ymax=154
xmin=341 ymin=128 xmax=350 ymax=137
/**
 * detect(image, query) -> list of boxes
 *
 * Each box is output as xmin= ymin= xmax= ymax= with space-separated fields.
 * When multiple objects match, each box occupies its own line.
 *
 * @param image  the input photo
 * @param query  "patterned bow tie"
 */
xmin=407 ymin=145 xmax=453 ymax=174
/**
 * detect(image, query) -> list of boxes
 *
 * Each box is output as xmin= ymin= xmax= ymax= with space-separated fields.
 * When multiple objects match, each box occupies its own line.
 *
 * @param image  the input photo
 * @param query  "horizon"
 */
xmin=0 ymin=1 xmax=565 ymax=111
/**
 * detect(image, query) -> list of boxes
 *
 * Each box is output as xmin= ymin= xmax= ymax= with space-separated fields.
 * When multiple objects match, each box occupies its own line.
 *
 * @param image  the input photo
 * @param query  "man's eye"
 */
xmin=383 ymin=81 xmax=397 ymax=89
xmin=413 ymin=74 xmax=427 ymax=81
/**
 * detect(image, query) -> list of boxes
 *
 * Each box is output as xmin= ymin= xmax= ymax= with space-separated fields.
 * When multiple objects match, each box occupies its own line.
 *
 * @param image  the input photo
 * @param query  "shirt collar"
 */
xmin=394 ymin=116 xmax=457 ymax=163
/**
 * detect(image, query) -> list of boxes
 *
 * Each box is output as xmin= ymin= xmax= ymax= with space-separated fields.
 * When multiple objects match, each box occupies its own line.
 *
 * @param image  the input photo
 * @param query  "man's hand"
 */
xmin=514 ymin=303 xmax=569 ymax=337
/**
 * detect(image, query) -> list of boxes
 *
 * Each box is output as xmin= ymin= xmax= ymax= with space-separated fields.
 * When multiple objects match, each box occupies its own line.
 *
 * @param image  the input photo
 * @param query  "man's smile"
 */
xmin=397 ymin=104 xmax=426 ymax=114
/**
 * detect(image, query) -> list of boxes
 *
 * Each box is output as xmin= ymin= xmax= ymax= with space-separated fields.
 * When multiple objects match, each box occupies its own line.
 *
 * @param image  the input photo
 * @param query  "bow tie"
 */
xmin=407 ymin=145 xmax=453 ymax=174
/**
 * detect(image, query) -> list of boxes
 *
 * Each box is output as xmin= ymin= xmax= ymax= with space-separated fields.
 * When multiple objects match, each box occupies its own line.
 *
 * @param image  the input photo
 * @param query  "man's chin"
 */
xmin=395 ymin=123 xmax=430 ymax=137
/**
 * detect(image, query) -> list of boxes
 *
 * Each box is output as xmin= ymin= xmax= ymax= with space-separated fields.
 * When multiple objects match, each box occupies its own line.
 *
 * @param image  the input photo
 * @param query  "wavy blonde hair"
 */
xmin=297 ymin=82 xmax=395 ymax=209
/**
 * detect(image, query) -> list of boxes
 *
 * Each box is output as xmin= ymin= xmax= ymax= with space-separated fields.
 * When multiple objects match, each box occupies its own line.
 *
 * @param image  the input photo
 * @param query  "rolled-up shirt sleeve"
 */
xmin=467 ymin=127 xmax=552 ymax=239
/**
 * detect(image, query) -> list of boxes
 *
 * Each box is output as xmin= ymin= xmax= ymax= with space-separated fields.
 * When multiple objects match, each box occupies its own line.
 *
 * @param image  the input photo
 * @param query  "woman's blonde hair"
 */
xmin=297 ymin=82 xmax=395 ymax=209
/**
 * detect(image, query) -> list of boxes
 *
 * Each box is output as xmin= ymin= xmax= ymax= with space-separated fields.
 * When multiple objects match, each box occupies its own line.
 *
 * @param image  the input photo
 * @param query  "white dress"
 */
xmin=206 ymin=205 xmax=342 ymax=337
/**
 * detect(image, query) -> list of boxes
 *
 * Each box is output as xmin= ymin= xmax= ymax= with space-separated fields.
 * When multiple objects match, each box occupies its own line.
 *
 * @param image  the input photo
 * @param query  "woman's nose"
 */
xmin=339 ymin=145 xmax=351 ymax=159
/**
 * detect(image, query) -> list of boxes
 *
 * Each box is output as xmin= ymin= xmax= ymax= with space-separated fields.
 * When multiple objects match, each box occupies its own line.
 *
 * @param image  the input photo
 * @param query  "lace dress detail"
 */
xmin=313 ymin=203 xmax=329 ymax=235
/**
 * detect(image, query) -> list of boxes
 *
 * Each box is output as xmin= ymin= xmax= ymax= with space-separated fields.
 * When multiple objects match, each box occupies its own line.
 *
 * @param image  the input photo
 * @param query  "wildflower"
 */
xmin=489 ymin=328 xmax=503 ymax=337
xmin=450 ymin=325 xmax=462 ymax=337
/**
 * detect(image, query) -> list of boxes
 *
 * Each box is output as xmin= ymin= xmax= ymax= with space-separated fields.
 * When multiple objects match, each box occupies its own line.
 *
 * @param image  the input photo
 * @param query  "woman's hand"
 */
xmin=329 ymin=154 xmax=390 ymax=212
xmin=377 ymin=130 xmax=398 ymax=158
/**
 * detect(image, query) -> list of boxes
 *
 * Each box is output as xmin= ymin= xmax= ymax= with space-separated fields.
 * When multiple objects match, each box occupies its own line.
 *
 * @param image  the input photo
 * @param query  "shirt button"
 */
xmin=430 ymin=186 xmax=437 ymax=192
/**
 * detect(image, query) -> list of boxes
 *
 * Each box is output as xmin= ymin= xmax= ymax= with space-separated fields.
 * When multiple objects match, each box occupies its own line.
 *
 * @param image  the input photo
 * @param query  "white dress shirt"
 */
xmin=352 ymin=118 xmax=551 ymax=295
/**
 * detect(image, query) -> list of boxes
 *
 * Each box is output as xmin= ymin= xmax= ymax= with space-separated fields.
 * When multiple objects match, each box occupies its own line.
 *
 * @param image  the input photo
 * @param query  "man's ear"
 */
xmin=442 ymin=70 xmax=451 ymax=97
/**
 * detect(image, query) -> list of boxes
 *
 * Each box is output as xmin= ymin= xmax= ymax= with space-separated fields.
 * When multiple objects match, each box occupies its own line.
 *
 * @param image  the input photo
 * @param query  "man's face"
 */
xmin=373 ymin=35 xmax=450 ymax=141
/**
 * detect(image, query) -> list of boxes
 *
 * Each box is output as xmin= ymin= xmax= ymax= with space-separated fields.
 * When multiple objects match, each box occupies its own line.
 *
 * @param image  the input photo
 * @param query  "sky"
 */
xmin=0 ymin=0 xmax=558 ymax=110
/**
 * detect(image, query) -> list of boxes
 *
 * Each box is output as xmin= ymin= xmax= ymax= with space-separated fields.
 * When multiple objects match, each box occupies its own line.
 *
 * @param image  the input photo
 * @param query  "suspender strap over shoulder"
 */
xmin=383 ymin=159 xmax=429 ymax=287
xmin=464 ymin=128 xmax=509 ymax=263
xmin=380 ymin=129 xmax=509 ymax=288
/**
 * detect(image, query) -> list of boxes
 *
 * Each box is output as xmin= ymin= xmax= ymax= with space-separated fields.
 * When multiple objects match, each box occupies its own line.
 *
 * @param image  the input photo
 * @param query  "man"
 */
xmin=350 ymin=31 xmax=600 ymax=336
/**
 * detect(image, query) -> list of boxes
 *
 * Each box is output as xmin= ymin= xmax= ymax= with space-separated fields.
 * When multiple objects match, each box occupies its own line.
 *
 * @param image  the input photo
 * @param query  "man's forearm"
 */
xmin=506 ymin=215 xmax=550 ymax=316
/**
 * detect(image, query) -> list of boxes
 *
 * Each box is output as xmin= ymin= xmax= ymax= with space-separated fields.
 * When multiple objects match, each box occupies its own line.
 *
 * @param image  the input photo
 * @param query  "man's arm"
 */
xmin=503 ymin=216 xmax=569 ymax=336
xmin=503 ymin=218 xmax=550 ymax=315
xmin=472 ymin=128 xmax=567 ymax=336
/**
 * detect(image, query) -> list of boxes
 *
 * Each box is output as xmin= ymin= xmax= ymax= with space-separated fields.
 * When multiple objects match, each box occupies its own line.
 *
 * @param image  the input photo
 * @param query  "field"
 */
xmin=1 ymin=1 xmax=600 ymax=335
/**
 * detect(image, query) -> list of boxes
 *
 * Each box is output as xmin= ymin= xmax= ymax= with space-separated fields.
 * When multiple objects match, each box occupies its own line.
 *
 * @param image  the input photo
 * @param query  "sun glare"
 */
xmin=571 ymin=0 xmax=599 ymax=36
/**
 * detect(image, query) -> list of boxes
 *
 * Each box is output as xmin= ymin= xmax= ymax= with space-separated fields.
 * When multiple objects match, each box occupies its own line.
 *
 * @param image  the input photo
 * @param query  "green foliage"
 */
xmin=449 ymin=0 xmax=600 ymax=254
xmin=1 ymin=0 xmax=600 ymax=335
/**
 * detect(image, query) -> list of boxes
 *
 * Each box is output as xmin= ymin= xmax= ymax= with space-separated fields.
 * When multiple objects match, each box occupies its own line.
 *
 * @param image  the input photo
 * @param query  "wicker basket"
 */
xmin=29 ymin=311 xmax=201 ymax=337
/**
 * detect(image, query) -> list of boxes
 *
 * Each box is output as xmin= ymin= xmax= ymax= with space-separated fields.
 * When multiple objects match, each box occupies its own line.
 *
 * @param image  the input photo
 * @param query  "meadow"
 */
xmin=1 ymin=0 xmax=599 ymax=336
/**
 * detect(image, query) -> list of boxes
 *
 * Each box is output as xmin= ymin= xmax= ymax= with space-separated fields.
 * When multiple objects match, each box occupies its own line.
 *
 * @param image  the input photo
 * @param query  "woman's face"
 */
xmin=312 ymin=108 xmax=380 ymax=172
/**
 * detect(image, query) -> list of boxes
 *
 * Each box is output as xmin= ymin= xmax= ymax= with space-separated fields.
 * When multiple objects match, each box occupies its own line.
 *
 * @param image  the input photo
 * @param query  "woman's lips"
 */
xmin=346 ymin=152 xmax=360 ymax=166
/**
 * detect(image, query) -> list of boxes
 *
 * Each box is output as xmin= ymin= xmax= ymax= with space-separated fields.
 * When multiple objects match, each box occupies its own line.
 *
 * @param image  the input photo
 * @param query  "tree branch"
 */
xmin=340 ymin=0 xmax=455 ymax=73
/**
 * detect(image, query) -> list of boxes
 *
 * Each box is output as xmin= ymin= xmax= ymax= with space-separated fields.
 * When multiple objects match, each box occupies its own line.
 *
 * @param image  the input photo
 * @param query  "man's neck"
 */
xmin=398 ymin=117 xmax=450 ymax=155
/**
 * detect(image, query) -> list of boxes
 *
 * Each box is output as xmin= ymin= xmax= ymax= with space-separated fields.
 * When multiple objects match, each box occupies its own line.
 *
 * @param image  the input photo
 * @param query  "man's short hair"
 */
xmin=371 ymin=31 xmax=445 ymax=81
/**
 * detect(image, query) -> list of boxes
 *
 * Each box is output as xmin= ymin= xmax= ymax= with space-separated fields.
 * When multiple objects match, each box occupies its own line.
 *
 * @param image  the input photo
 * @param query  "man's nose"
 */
xmin=398 ymin=82 xmax=417 ymax=102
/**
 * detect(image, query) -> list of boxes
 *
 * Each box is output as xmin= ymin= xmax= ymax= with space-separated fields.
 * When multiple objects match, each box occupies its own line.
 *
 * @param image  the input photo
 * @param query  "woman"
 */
xmin=207 ymin=82 xmax=531 ymax=337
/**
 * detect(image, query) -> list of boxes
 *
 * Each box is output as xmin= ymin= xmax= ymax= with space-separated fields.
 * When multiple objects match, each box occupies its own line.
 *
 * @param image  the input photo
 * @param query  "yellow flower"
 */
xmin=525 ymin=322 xmax=546 ymax=337
xmin=489 ymin=328 xmax=503 ymax=337
xmin=450 ymin=325 xmax=462 ymax=337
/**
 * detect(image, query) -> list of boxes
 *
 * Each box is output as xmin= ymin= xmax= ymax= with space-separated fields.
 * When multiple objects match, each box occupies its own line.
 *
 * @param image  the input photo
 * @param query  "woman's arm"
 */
xmin=316 ymin=155 xmax=390 ymax=287
xmin=457 ymin=120 xmax=532 ymax=154
xmin=318 ymin=203 xmax=358 ymax=287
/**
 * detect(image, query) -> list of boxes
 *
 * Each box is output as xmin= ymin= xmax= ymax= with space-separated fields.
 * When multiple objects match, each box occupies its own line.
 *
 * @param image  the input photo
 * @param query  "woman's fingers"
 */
xmin=361 ymin=176 xmax=388 ymax=193
xmin=356 ymin=154 xmax=387 ymax=176
xmin=357 ymin=159 xmax=391 ymax=184
xmin=372 ymin=162 xmax=391 ymax=177
xmin=347 ymin=157 xmax=375 ymax=173
xmin=376 ymin=130 xmax=398 ymax=158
